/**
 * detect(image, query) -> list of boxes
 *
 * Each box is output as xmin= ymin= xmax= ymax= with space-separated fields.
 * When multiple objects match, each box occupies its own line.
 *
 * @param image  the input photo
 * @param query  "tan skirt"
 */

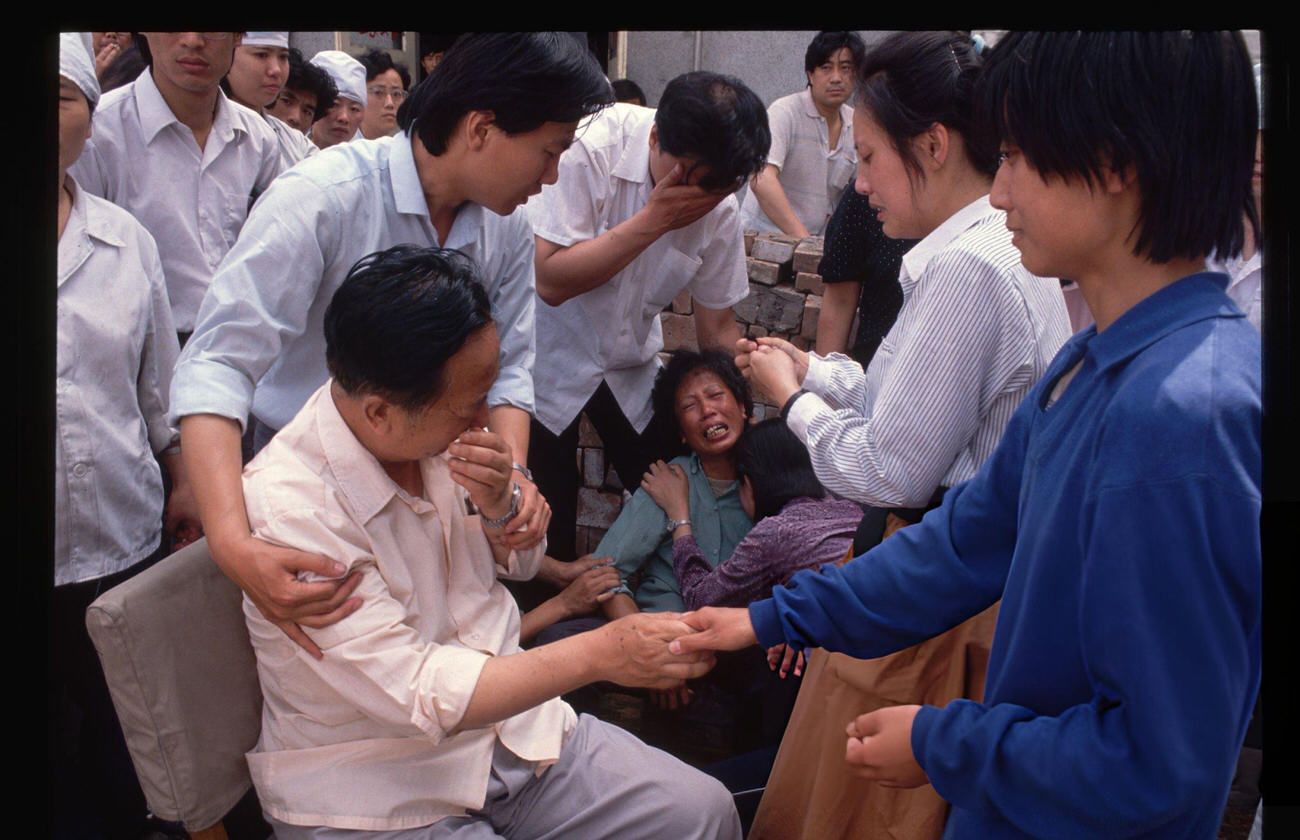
xmin=748 ymin=596 xmax=999 ymax=840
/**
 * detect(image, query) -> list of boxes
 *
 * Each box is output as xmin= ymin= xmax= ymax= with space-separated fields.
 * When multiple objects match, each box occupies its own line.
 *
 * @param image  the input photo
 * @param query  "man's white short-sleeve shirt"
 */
xmin=169 ymin=132 xmax=537 ymax=431
xmin=739 ymin=89 xmax=856 ymax=236
xmin=526 ymin=104 xmax=749 ymax=435
xmin=67 ymin=70 xmax=282 ymax=331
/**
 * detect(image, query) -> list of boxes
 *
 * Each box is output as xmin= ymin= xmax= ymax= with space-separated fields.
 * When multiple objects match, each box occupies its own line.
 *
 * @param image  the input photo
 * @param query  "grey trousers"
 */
xmin=266 ymin=714 xmax=740 ymax=840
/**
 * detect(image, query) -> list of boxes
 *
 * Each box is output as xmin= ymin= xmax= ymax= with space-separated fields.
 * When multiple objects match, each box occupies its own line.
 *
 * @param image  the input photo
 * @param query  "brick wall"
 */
xmin=571 ymin=231 xmax=829 ymax=552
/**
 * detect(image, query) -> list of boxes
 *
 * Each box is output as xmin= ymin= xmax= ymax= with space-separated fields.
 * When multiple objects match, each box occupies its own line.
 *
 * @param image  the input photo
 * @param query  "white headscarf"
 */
xmin=60 ymin=32 xmax=100 ymax=109
xmin=242 ymin=32 xmax=290 ymax=49
xmin=310 ymin=50 xmax=367 ymax=106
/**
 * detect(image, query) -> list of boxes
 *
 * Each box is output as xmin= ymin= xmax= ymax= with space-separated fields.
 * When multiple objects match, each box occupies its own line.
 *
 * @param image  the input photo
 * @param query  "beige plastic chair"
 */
xmin=86 ymin=538 xmax=264 ymax=839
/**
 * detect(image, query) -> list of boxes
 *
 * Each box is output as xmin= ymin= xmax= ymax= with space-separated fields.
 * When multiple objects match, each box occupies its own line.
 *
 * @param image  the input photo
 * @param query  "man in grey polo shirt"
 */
xmin=739 ymin=31 xmax=864 ymax=237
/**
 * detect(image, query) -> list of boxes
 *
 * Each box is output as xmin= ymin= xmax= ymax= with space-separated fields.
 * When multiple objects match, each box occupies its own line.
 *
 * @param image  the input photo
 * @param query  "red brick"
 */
xmin=582 ymin=447 xmax=605 ymax=487
xmin=746 ymin=324 xmax=768 ymax=339
xmin=800 ymin=294 xmax=822 ymax=341
xmin=659 ymin=312 xmax=698 ymax=352
xmin=795 ymin=272 xmax=824 ymax=295
xmin=578 ymin=413 xmax=601 ymax=447
xmin=790 ymin=334 xmax=810 ymax=351
xmin=793 ymin=237 xmax=824 ymax=274
xmin=743 ymin=231 xmax=756 ymax=254
xmin=750 ymin=237 xmax=796 ymax=265
xmin=671 ymin=288 xmax=693 ymax=314
xmin=747 ymin=257 xmax=785 ymax=287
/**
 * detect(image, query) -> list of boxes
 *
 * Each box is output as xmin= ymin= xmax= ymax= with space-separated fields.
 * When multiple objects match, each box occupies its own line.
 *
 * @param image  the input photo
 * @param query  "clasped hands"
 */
xmin=666 ymin=606 xmax=929 ymax=788
xmin=734 ymin=336 xmax=809 ymax=407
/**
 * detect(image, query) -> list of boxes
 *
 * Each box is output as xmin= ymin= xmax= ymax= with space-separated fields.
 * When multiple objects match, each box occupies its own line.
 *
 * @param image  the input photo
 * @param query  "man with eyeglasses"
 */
xmin=523 ymin=70 xmax=770 ymax=565
xmin=69 ymin=31 xmax=283 ymax=344
xmin=358 ymin=48 xmax=410 ymax=140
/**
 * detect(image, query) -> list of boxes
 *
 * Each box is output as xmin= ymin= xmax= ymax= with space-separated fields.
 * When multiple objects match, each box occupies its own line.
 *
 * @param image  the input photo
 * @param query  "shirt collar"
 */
xmin=389 ymin=131 xmax=429 ymax=217
xmin=134 ymin=69 xmax=242 ymax=147
xmin=610 ymin=111 xmax=653 ymax=185
xmin=67 ymin=176 xmax=126 ymax=249
xmin=899 ymin=194 xmax=996 ymax=291
xmin=1085 ymin=272 xmax=1241 ymax=373
xmin=314 ymin=382 xmax=401 ymax=524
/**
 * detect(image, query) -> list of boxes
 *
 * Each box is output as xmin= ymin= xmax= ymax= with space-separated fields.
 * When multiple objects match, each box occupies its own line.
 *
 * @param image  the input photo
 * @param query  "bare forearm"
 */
xmin=695 ymin=306 xmax=742 ymax=354
xmin=602 ymin=592 xmax=640 ymax=620
xmin=518 ymin=596 xmax=571 ymax=644
xmin=750 ymin=166 xmax=809 ymax=238
xmin=535 ymin=210 xmax=667 ymax=306
xmin=460 ymin=631 xmax=604 ymax=729
xmin=488 ymin=404 xmax=530 ymax=468
xmin=816 ymin=281 xmax=860 ymax=356
xmin=178 ymin=414 xmax=250 ymax=558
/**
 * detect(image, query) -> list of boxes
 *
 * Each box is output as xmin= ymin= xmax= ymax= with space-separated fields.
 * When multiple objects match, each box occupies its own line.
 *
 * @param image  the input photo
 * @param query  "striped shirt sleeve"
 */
xmin=788 ymin=226 xmax=1039 ymax=508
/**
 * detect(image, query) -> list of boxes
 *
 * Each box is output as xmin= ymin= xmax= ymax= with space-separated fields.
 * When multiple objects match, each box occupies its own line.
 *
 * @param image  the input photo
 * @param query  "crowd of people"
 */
xmin=54 ymin=29 xmax=1262 ymax=840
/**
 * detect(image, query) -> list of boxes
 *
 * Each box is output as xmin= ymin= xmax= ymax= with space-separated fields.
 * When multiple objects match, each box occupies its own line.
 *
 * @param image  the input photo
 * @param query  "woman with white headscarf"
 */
xmin=53 ymin=31 xmax=202 ymax=838
xmin=222 ymin=31 xmax=318 ymax=169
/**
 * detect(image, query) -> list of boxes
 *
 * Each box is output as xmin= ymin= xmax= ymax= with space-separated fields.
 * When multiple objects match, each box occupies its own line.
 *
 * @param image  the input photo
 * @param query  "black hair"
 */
xmin=654 ymin=71 xmax=770 ymax=193
xmin=856 ymin=31 xmax=997 ymax=182
xmin=324 ymin=245 xmax=493 ymax=412
xmin=132 ymin=33 xmax=150 ymax=67
xmin=978 ymin=30 xmax=1258 ymax=263
xmin=651 ymin=349 xmax=753 ymax=449
xmin=805 ymin=31 xmax=866 ymax=75
xmin=736 ymin=419 xmax=825 ymax=522
xmin=397 ymin=32 xmax=613 ymax=156
xmin=358 ymin=48 xmax=410 ymax=89
xmin=611 ymin=78 xmax=646 ymax=106
xmin=285 ymin=47 xmax=337 ymax=120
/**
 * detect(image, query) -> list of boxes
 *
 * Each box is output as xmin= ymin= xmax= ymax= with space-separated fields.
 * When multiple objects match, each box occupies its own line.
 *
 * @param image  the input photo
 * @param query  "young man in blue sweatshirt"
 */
xmin=671 ymin=31 xmax=1261 ymax=839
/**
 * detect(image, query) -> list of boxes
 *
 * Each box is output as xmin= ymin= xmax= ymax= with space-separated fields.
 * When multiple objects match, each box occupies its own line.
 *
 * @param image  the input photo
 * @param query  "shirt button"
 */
xmin=72 ymin=463 xmax=88 ymax=477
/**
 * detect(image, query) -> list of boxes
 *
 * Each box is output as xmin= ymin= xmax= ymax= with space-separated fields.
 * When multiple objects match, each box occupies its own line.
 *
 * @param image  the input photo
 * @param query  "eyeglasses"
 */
xmin=367 ymin=87 xmax=407 ymax=102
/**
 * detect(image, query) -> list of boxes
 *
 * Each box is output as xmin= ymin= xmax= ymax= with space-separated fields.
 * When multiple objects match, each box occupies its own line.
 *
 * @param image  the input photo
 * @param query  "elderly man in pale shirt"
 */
xmin=739 ymin=31 xmax=865 ymax=238
xmin=244 ymin=244 xmax=739 ymax=839
xmin=67 ymin=31 xmax=282 ymax=343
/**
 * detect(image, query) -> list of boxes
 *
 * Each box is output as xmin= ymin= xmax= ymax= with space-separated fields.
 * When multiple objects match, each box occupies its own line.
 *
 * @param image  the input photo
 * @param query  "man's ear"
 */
xmin=361 ymin=393 xmax=395 ymax=435
xmin=462 ymin=109 xmax=496 ymax=151
xmin=648 ymin=122 xmax=659 ymax=155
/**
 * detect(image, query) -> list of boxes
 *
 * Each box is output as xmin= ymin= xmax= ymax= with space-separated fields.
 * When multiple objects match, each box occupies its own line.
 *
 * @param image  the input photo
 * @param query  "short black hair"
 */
xmin=397 ymin=32 xmax=613 ymax=156
xmin=737 ymin=419 xmax=825 ymax=522
xmin=651 ymin=349 xmax=753 ymax=450
xmin=324 ymin=245 xmax=493 ymax=412
xmin=611 ymin=78 xmax=646 ymax=105
xmin=978 ymin=30 xmax=1258 ymax=263
xmin=805 ymin=31 xmax=866 ymax=75
xmin=856 ymin=31 xmax=997 ymax=182
xmin=654 ymin=71 xmax=770 ymax=194
xmin=358 ymin=48 xmax=410 ymax=89
xmin=285 ymin=47 xmax=337 ymax=120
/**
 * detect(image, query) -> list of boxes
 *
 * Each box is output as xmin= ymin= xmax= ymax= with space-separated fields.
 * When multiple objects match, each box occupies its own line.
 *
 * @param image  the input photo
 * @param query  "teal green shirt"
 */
xmin=594 ymin=453 xmax=753 ymax=613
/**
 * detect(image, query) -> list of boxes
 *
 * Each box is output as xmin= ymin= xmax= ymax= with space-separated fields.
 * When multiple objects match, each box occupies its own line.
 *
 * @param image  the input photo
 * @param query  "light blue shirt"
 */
xmin=170 ymin=131 xmax=536 ymax=431
xmin=594 ymin=453 xmax=752 ymax=613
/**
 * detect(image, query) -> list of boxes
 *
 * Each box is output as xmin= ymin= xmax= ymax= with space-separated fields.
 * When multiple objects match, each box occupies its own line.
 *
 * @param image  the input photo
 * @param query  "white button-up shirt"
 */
xmin=170 ymin=132 xmax=536 ymax=432
xmin=526 ymin=104 xmax=749 ymax=434
xmin=56 ymin=178 xmax=180 ymax=586
xmin=739 ymin=89 xmax=857 ymax=236
xmin=787 ymin=196 xmax=1071 ymax=507
xmin=242 ymin=383 xmax=574 ymax=831
xmin=1208 ymin=249 xmax=1262 ymax=333
xmin=67 ymin=70 xmax=283 ymax=332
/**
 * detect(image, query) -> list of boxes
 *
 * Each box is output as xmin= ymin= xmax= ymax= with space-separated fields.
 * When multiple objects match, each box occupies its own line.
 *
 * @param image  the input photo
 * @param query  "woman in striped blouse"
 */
xmin=734 ymin=31 xmax=1071 ymax=840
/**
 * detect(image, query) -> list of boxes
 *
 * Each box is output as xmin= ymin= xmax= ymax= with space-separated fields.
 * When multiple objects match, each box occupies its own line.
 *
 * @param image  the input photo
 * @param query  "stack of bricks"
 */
xmin=571 ymin=231 xmax=828 ymax=553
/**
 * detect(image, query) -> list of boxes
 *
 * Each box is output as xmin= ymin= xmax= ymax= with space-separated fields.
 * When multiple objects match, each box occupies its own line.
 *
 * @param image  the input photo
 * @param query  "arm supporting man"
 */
xmin=747 ymin=164 xmax=810 ymax=239
xmin=693 ymin=303 xmax=742 ymax=354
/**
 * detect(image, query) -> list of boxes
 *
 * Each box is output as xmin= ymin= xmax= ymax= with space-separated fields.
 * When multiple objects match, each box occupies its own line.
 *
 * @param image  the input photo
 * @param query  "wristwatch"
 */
xmin=482 ymin=482 xmax=521 ymax=529
xmin=511 ymin=462 xmax=533 ymax=482
xmin=665 ymin=518 xmax=692 ymax=533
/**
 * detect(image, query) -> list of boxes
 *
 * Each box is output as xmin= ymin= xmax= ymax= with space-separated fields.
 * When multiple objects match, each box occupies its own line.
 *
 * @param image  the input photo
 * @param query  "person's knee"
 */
xmin=660 ymin=769 xmax=741 ymax=839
